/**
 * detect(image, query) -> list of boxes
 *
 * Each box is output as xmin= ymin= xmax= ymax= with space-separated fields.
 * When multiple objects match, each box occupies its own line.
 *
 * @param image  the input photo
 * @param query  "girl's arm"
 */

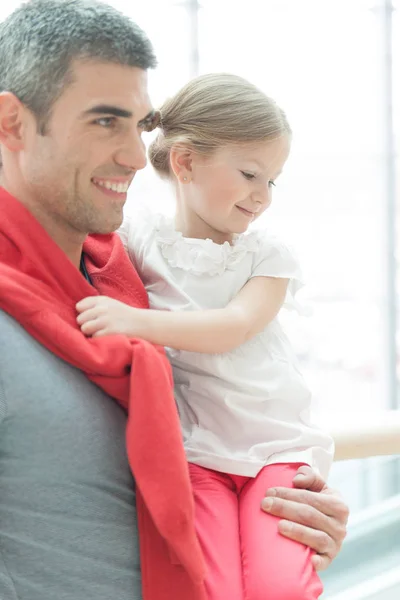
xmin=76 ymin=276 xmax=288 ymax=353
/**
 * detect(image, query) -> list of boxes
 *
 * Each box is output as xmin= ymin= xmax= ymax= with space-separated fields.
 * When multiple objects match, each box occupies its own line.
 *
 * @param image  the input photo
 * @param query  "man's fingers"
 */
xmin=262 ymin=495 xmax=331 ymax=532
xmin=292 ymin=466 xmax=326 ymax=493
xmin=264 ymin=487 xmax=347 ymax=521
xmin=262 ymin=489 xmax=348 ymax=571
xmin=278 ymin=519 xmax=334 ymax=560
xmin=312 ymin=554 xmax=330 ymax=572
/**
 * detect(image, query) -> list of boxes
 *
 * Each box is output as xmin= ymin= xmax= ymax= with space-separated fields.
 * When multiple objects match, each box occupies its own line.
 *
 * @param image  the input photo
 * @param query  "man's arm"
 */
xmin=261 ymin=465 xmax=348 ymax=571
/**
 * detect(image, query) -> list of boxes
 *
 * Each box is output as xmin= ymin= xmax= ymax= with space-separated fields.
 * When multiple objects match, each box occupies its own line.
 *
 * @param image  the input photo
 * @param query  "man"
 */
xmin=0 ymin=1 xmax=348 ymax=599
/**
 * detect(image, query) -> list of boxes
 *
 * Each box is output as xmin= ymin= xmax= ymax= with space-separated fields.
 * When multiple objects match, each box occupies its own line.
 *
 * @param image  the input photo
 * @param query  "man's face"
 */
xmin=17 ymin=60 xmax=155 ymax=235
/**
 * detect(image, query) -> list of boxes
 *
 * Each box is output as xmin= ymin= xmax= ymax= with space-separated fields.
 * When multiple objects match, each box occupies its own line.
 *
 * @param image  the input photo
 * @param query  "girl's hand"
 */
xmin=76 ymin=296 xmax=143 ymax=338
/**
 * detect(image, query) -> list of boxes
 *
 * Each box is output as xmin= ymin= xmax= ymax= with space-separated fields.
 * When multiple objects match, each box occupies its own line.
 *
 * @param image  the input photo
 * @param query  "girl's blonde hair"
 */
xmin=149 ymin=72 xmax=291 ymax=179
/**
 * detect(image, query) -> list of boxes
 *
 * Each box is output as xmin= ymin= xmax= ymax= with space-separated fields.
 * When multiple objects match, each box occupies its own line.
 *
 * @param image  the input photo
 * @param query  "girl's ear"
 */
xmin=169 ymin=145 xmax=194 ymax=183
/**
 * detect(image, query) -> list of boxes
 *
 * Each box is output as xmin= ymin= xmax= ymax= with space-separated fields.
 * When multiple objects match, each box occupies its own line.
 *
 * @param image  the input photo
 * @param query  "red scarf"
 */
xmin=0 ymin=187 xmax=207 ymax=600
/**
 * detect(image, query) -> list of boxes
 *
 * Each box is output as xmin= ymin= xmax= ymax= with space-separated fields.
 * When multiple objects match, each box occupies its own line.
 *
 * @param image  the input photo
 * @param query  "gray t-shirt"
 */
xmin=0 ymin=310 xmax=142 ymax=600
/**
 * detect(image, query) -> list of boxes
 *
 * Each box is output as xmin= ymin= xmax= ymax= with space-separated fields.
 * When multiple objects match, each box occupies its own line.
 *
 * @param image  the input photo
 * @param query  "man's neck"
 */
xmin=26 ymin=205 xmax=83 ymax=269
xmin=0 ymin=181 xmax=84 ymax=269
xmin=35 ymin=215 xmax=84 ymax=269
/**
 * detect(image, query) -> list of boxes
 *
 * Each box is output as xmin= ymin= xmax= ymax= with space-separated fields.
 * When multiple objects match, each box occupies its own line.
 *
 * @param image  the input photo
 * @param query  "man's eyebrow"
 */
xmin=81 ymin=105 xmax=159 ymax=131
xmin=82 ymin=105 xmax=133 ymax=119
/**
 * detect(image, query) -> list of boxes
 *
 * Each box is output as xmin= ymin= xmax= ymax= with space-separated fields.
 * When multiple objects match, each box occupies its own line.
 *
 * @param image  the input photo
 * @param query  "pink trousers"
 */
xmin=189 ymin=462 xmax=323 ymax=600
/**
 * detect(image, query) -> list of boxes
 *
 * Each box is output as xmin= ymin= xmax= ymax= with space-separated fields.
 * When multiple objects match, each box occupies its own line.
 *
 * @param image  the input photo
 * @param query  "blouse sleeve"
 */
xmin=117 ymin=204 xmax=161 ymax=275
xmin=250 ymin=233 xmax=305 ymax=313
xmin=116 ymin=215 xmax=140 ymax=271
xmin=117 ymin=216 xmax=131 ymax=252
xmin=116 ymin=207 xmax=148 ymax=272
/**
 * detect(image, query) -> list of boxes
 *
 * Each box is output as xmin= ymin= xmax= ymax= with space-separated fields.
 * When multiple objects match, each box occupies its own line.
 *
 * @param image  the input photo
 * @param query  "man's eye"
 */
xmin=95 ymin=117 xmax=117 ymax=128
xmin=241 ymin=171 xmax=256 ymax=180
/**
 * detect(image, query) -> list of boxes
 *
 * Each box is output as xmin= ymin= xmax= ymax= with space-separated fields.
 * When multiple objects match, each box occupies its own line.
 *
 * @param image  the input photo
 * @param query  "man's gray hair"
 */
xmin=0 ymin=0 xmax=157 ymax=134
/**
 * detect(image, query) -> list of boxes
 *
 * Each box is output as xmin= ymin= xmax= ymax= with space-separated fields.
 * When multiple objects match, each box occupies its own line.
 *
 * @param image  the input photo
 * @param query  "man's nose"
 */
xmin=114 ymin=130 xmax=147 ymax=172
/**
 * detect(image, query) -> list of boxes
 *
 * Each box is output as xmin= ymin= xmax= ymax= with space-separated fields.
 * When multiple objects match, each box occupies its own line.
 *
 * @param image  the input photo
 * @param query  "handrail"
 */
xmin=330 ymin=410 xmax=400 ymax=461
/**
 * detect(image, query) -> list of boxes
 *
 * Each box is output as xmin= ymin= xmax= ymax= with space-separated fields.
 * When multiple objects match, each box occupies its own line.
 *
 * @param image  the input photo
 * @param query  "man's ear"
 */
xmin=0 ymin=92 xmax=26 ymax=153
xmin=169 ymin=145 xmax=194 ymax=183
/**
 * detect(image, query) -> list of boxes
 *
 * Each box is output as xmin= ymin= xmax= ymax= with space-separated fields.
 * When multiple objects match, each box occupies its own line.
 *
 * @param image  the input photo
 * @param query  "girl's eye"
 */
xmin=95 ymin=117 xmax=117 ymax=128
xmin=241 ymin=171 xmax=256 ymax=180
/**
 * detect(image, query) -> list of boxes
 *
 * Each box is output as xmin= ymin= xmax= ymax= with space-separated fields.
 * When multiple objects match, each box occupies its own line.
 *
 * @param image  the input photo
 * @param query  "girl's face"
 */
xmin=177 ymin=135 xmax=290 ymax=243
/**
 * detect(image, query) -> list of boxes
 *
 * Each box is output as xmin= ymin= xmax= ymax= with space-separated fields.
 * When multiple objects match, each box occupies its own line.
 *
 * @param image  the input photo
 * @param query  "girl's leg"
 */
xmin=189 ymin=463 xmax=244 ymax=600
xmin=239 ymin=463 xmax=323 ymax=600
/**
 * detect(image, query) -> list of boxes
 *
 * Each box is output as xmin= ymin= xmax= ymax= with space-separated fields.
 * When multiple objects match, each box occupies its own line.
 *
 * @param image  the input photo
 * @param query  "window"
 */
xmin=2 ymin=0 xmax=399 ymax=514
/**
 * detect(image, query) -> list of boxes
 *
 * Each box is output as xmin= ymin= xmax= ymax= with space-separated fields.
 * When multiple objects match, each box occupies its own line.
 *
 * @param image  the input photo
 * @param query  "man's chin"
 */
xmin=88 ymin=212 xmax=124 ymax=236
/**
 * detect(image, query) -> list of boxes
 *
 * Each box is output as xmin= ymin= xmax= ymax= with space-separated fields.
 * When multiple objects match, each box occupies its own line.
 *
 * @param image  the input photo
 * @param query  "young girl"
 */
xmin=77 ymin=73 xmax=334 ymax=600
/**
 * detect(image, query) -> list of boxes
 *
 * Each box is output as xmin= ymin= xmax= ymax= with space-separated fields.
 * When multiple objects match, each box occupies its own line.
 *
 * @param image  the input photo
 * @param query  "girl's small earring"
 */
xmin=183 ymin=177 xmax=188 ymax=182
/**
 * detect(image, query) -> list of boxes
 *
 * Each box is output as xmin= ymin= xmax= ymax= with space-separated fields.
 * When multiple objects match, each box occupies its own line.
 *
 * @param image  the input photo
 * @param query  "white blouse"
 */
xmin=119 ymin=212 xmax=334 ymax=479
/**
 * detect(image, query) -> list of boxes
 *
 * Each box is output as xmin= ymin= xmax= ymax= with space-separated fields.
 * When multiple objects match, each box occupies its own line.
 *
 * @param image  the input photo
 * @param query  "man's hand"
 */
xmin=261 ymin=465 xmax=348 ymax=571
xmin=76 ymin=296 xmax=143 ymax=338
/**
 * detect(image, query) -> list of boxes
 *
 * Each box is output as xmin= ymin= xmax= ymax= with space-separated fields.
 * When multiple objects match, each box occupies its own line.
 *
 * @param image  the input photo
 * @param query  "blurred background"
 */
xmin=2 ymin=1 xmax=399 ymax=597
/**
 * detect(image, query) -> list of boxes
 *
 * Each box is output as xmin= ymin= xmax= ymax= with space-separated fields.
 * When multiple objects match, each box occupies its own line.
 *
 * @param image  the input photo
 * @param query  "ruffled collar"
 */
xmin=153 ymin=214 xmax=260 ymax=276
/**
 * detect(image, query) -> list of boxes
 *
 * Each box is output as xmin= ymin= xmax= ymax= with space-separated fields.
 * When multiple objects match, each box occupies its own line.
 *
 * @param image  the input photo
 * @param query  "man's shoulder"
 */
xmin=0 ymin=309 xmax=47 ymax=358
xmin=0 ymin=309 xmax=88 ymax=411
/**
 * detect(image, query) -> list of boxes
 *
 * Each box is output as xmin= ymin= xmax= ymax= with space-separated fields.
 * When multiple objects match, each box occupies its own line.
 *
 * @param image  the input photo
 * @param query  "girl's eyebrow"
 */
xmin=246 ymin=159 xmax=283 ymax=178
